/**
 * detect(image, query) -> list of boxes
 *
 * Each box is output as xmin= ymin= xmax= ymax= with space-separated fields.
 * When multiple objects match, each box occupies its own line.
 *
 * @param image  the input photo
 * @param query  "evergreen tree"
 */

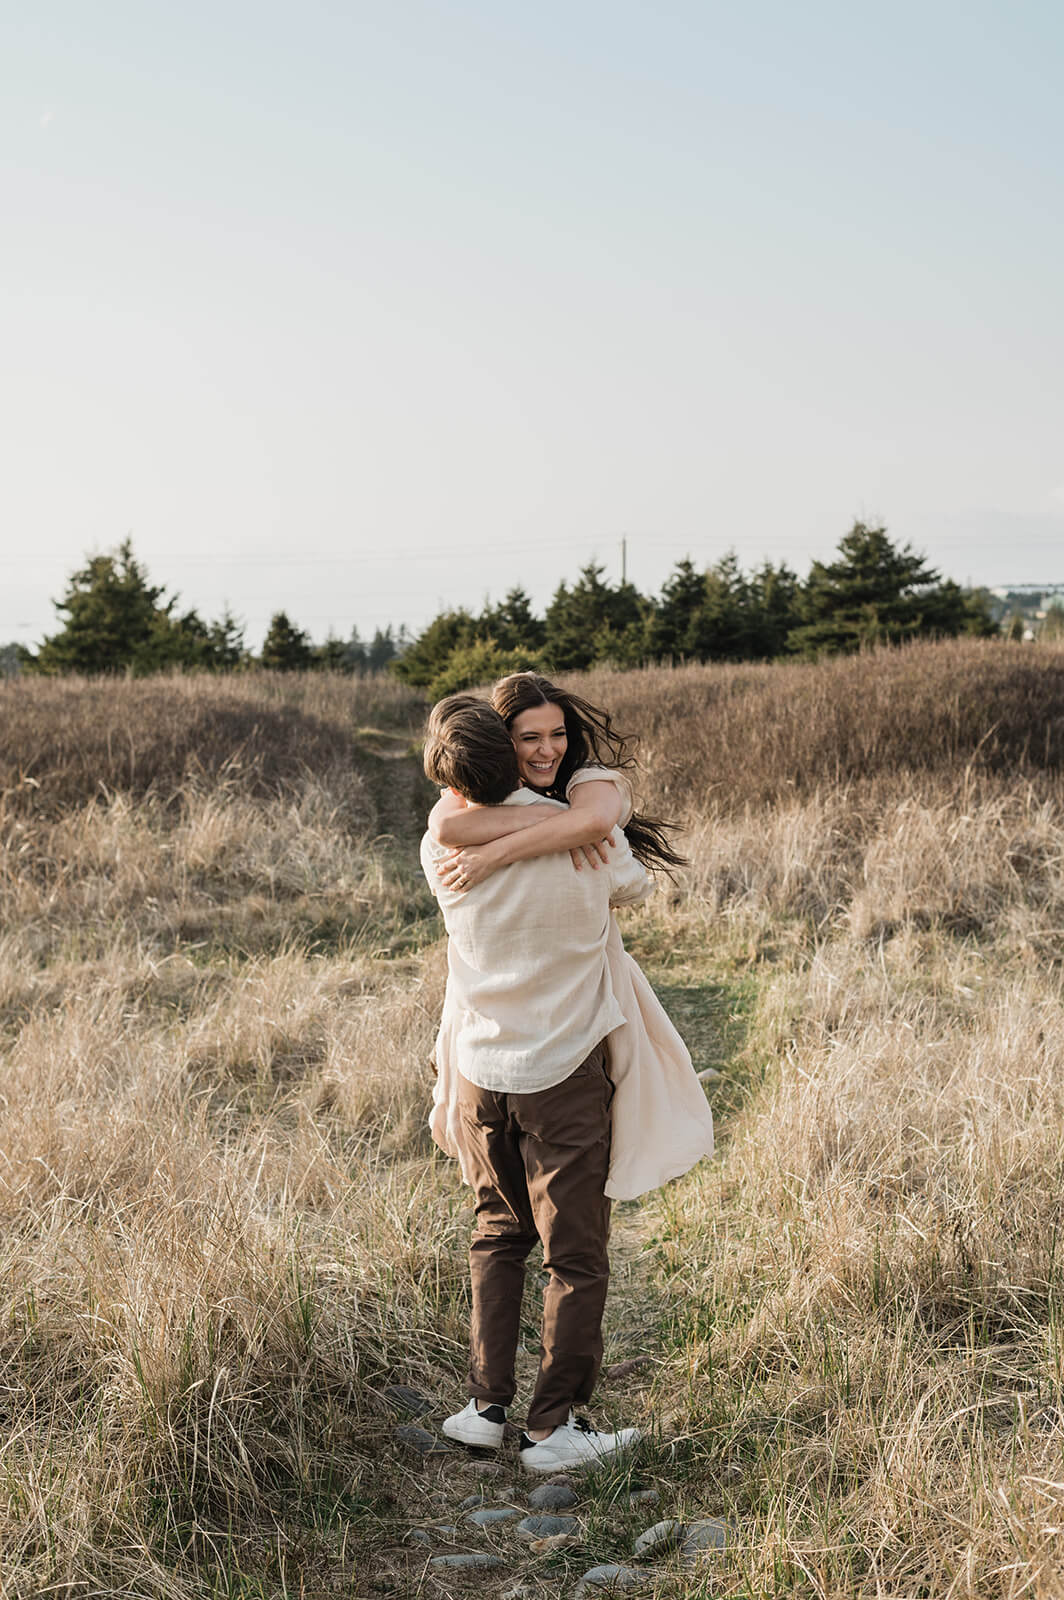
xmin=648 ymin=558 xmax=706 ymax=660
xmin=544 ymin=563 xmax=643 ymax=671
xmin=367 ymin=625 xmax=399 ymax=671
xmin=391 ymin=610 xmax=478 ymax=686
xmin=260 ymin=611 xmax=313 ymax=671
xmin=343 ymin=625 xmax=368 ymax=672
xmin=479 ymin=587 xmax=546 ymax=651
xmin=35 ymin=539 xmax=172 ymax=674
xmin=956 ymin=586 xmax=999 ymax=639
xmin=746 ymin=561 xmax=801 ymax=657
xmin=314 ymin=632 xmax=350 ymax=671
xmin=788 ymin=522 xmax=967 ymax=657
xmin=426 ymin=639 xmax=547 ymax=699
xmin=205 ymin=606 xmax=247 ymax=669
xmin=30 ymin=540 xmax=247 ymax=674
xmin=687 ymin=552 xmax=752 ymax=660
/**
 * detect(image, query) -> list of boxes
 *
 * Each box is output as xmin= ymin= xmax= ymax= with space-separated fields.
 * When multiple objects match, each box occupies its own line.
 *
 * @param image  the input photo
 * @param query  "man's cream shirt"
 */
xmin=420 ymin=789 xmax=652 ymax=1094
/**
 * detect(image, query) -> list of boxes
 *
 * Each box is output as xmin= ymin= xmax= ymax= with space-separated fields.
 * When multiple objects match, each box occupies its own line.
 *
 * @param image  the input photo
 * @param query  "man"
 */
xmin=420 ymin=694 xmax=650 ymax=1473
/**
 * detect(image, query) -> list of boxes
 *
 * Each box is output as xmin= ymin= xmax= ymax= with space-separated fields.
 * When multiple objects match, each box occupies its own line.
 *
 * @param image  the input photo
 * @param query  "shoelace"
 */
xmin=572 ymin=1415 xmax=596 ymax=1434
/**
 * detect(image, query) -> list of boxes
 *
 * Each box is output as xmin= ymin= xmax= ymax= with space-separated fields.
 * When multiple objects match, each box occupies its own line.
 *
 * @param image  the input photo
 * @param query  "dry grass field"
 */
xmin=4 ymin=642 xmax=1064 ymax=1599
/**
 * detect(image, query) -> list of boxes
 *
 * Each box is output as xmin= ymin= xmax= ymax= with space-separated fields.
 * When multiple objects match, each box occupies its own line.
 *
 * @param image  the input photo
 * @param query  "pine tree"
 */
xmin=35 ymin=539 xmax=172 ymax=674
xmin=260 ymin=612 xmax=313 ymax=671
xmin=788 ymin=522 xmax=966 ymax=657
xmin=544 ymin=564 xmax=643 ymax=671
xmin=366 ymin=625 xmax=399 ymax=671
xmin=687 ymin=552 xmax=752 ymax=660
xmin=205 ymin=607 xmax=247 ymax=669
xmin=648 ymin=558 xmax=706 ymax=660
xmin=479 ymin=587 xmax=546 ymax=651
xmin=391 ymin=611 xmax=478 ymax=686
xmin=746 ymin=561 xmax=801 ymax=657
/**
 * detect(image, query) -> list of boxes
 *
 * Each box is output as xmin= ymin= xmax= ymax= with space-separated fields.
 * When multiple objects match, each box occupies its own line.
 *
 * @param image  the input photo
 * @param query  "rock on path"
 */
xmin=574 ymin=1564 xmax=643 ymax=1594
xmin=633 ymin=1519 xmax=684 ymax=1557
xmin=527 ymin=1482 xmax=579 ymax=1510
xmin=681 ymin=1518 xmax=728 ymax=1559
xmin=383 ymin=1384 xmax=435 ymax=1417
xmin=428 ymin=1552 xmax=505 ymax=1569
xmin=394 ymin=1424 xmax=453 ymax=1456
xmin=515 ymin=1513 xmax=580 ymax=1542
xmin=467 ymin=1507 xmax=522 ymax=1528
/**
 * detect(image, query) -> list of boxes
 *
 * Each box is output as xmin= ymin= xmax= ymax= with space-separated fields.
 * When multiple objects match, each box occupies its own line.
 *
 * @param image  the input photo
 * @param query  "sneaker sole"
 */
xmin=519 ymin=1430 xmax=641 ymax=1474
xmin=441 ymin=1420 xmax=505 ymax=1448
xmin=519 ymin=1443 xmax=627 ymax=1474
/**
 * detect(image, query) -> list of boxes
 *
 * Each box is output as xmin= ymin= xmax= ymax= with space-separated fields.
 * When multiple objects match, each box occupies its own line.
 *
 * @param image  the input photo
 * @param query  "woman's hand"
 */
xmin=568 ymin=836 xmax=616 ymax=871
xmin=435 ymin=840 xmax=506 ymax=894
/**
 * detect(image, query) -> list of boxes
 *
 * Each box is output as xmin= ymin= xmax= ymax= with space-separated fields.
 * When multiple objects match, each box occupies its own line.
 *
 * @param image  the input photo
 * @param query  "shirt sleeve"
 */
xmin=565 ymin=765 xmax=634 ymax=827
xmin=606 ymin=831 xmax=654 ymax=908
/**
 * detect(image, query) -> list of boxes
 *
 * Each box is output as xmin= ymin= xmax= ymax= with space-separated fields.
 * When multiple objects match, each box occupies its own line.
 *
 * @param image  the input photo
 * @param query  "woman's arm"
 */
xmin=428 ymin=789 xmax=557 ymax=844
xmin=435 ymin=781 xmax=624 ymax=893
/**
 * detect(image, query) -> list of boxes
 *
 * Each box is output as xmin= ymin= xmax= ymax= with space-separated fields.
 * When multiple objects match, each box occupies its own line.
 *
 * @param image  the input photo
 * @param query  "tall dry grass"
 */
xmin=572 ymin=637 xmax=1064 ymax=814
xmin=3 ymin=641 xmax=1064 ymax=1596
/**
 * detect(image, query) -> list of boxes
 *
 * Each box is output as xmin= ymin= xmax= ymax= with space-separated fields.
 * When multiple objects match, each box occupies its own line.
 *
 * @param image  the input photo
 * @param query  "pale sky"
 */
xmin=3 ymin=1 xmax=1062 ymax=651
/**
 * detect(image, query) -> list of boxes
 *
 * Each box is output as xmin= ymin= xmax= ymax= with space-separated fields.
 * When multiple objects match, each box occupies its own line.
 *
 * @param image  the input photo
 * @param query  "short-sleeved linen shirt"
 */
xmin=420 ymin=784 xmax=650 ymax=1093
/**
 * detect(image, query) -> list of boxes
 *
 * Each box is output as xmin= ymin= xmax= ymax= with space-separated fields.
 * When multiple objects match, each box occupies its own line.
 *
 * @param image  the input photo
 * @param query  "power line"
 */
xmin=0 ymin=538 xmax=604 ymax=570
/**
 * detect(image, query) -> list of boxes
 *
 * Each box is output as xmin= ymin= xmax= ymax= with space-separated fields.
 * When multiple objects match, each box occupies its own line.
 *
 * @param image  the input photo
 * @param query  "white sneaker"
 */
xmin=518 ymin=1412 xmax=640 ymax=1474
xmin=441 ymin=1399 xmax=507 ymax=1448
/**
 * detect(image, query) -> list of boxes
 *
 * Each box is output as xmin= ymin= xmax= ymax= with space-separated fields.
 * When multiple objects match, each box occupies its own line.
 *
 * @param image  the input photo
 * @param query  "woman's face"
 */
xmin=509 ymin=702 xmax=568 ymax=789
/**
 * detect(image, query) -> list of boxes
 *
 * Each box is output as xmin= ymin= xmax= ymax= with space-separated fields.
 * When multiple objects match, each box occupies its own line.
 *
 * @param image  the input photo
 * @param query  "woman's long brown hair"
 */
xmin=490 ymin=672 xmax=685 ymax=874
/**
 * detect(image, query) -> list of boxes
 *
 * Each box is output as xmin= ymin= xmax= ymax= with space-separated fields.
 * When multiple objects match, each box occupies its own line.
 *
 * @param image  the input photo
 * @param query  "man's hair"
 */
xmin=423 ymin=694 xmax=520 ymax=805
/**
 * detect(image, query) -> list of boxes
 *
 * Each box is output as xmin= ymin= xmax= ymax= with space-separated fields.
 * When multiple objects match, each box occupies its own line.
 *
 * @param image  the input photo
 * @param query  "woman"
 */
xmin=427 ymin=671 xmax=713 ymax=1203
xmin=428 ymin=671 xmax=684 ymax=891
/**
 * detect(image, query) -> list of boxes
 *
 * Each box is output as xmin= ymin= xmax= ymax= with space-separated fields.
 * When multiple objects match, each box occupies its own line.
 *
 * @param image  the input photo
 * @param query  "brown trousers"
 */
xmin=454 ymin=1040 xmax=614 ymax=1432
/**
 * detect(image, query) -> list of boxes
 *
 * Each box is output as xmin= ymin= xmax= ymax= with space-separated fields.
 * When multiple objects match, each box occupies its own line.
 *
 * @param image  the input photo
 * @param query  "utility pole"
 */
xmin=620 ymin=537 xmax=627 ymax=585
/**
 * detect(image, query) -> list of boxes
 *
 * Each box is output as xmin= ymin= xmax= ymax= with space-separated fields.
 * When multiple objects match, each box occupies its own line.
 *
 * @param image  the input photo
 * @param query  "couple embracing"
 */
xmin=420 ymin=672 xmax=714 ymax=1474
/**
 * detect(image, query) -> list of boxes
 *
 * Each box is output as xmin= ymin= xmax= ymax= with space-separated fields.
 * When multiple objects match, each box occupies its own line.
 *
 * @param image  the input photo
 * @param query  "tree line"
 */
xmin=9 ymin=524 xmax=999 ymax=687
xmin=9 ymin=541 xmax=405 ymax=677
xmin=392 ymin=522 xmax=997 ymax=695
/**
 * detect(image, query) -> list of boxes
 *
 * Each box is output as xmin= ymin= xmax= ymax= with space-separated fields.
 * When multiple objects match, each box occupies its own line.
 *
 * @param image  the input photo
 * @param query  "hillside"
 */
xmin=3 ymin=641 xmax=1064 ymax=1598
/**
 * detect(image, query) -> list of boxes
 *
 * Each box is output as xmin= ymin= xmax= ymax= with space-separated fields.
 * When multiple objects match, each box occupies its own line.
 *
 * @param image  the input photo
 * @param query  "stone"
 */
xmin=394 ymin=1424 xmax=452 ymax=1455
xmin=624 ymin=1489 xmax=659 ymax=1507
xmin=574 ymin=1565 xmax=642 ymax=1593
xmin=633 ymin=1519 xmax=684 ymax=1558
xmin=430 ymin=1525 xmax=460 ymax=1540
xmin=681 ymin=1518 xmax=728 ymax=1559
xmin=461 ymin=1490 xmax=492 ymax=1509
xmin=515 ymin=1513 xmax=579 ymax=1542
xmin=429 ymin=1553 xmax=506 ymax=1569
xmin=697 ymin=1067 xmax=722 ymax=1084
xmin=469 ymin=1507 xmax=523 ymax=1528
xmin=528 ymin=1482 xmax=579 ymax=1511
xmin=603 ymin=1357 xmax=650 ymax=1380
xmin=444 ymin=1457 xmax=505 ymax=1479
xmin=383 ymin=1383 xmax=434 ymax=1417
xmin=404 ymin=1528 xmax=433 ymax=1547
